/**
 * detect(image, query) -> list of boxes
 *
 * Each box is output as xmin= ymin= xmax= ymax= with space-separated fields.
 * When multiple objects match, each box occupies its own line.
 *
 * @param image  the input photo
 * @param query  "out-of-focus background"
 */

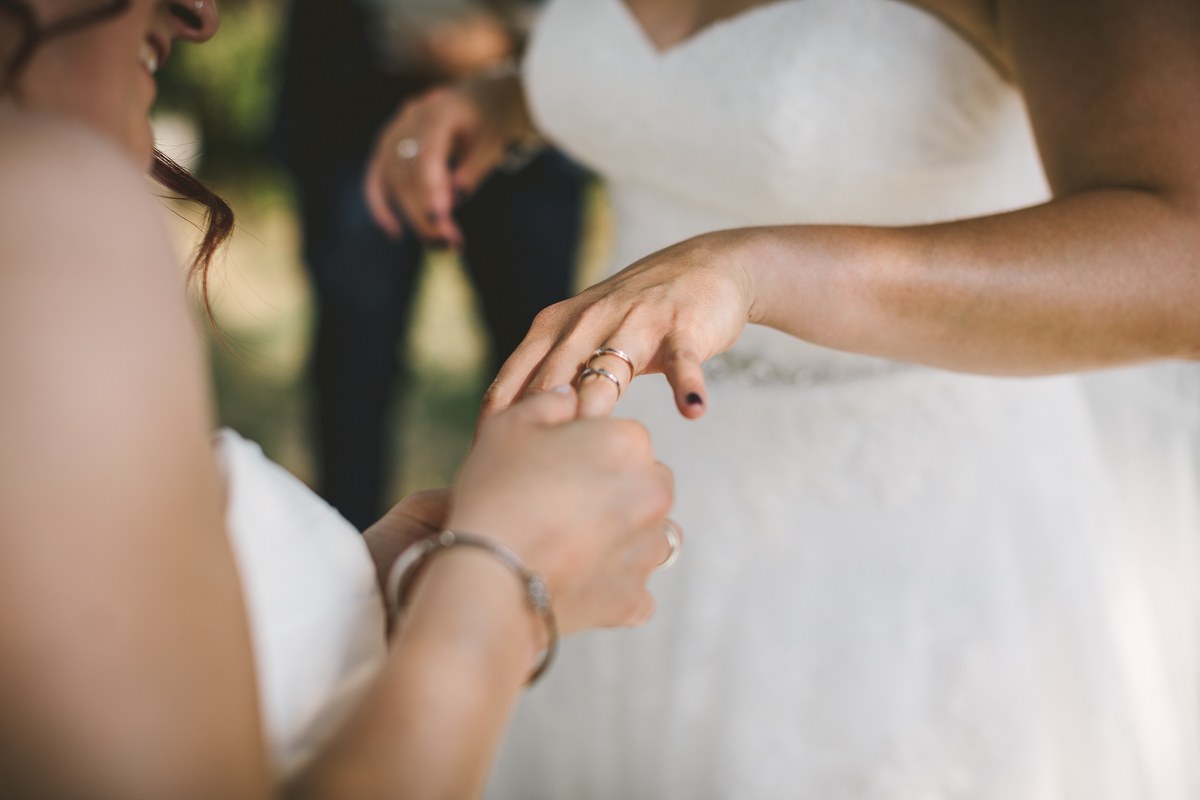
xmin=155 ymin=0 xmax=610 ymax=508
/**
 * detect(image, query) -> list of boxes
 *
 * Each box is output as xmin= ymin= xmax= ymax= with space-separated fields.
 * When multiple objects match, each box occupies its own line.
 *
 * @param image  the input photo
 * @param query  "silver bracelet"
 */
xmin=385 ymin=530 xmax=559 ymax=684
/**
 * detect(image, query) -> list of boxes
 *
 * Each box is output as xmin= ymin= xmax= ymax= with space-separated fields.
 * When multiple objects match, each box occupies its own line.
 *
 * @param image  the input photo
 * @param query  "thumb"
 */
xmin=509 ymin=385 xmax=579 ymax=427
xmin=661 ymin=336 xmax=708 ymax=420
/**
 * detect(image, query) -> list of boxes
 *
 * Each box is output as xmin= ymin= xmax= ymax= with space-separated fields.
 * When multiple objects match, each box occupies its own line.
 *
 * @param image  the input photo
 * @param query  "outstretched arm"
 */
xmin=758 ymin=0 xmax=1200 ymax=373
xmin=481 ymin=0 xmax=1200 ymax=421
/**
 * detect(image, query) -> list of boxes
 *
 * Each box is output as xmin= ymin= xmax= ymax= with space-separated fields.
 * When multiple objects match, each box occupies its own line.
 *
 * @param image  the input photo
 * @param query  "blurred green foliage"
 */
xmin=155 ymin=0 xmax=287 ymax=174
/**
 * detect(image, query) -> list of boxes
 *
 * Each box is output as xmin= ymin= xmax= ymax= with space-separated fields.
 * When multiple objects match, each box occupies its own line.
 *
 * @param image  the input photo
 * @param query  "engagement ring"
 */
xmin=579 ymin=367 xmax=621 ymax=395
xmin=396 ymin=138 xmax=420 ymax=160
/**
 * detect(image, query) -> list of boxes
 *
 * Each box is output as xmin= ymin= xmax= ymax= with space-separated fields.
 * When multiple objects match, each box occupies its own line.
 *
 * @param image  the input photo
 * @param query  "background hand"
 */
xmin=363 ymin=76 xmax=528 ymax=246
xmin=450 ymin=387 xmax=674 ymax=634
xmin=481 ymin=231 xmax=757 ymax=422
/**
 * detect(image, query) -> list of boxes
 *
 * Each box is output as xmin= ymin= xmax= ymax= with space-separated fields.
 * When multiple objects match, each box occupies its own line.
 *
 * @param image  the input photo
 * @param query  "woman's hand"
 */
xmin=481 ymin=230 xmax=759 ymax=422
xmin=363 ymin=75 xmax=533 ymax=247
xmin=449 ymin=386 xmax=675 ymax=635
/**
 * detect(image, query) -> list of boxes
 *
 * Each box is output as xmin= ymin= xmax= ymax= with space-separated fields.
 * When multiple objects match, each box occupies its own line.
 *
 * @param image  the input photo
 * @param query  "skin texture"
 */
xmin=364 ymin=0 xmax=1200 ymax=422
xmin=0 ymin=1 xmax=675 ymax=797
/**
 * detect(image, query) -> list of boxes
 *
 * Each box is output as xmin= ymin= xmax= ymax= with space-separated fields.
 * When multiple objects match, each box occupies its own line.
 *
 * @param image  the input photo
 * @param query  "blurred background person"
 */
xmin=270 ymin=0 xmax=586 ymax=530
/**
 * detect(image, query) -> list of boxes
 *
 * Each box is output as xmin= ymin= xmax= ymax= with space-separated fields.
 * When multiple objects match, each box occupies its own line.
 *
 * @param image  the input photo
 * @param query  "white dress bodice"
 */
xmin=481 ymin=1 xmax=1200 ymax=798
xmin=526 ymin=0 xmax=1048 ymax=380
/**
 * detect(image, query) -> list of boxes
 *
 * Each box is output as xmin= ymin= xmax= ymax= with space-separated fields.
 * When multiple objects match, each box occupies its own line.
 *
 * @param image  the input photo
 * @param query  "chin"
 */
xmin=126 ymin=119 xmax=157 ymax=172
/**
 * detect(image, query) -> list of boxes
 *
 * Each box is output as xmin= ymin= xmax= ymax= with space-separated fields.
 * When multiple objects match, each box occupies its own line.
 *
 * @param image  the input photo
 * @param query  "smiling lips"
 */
xmin=140 ymin=35 xmax=171 ymax=76
xmin=139 ymin=40 xmax=158 ymax=74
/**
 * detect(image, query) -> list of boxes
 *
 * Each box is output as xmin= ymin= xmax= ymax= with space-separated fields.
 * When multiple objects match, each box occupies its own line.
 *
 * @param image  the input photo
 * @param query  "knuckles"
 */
xmin=598 ymin=419 xmax=653 ymax=463
xmin=529 ymin=302 xmax=570 ymax=336
xmin=478 ymin=379 xmax=509 ymax=417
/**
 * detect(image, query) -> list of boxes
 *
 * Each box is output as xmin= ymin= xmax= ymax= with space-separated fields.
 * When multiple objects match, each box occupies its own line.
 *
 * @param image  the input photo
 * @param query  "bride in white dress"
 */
xmin=0 ymin=0 xmax=686 ymax=795
xmin=368 ymin=0 xmax=1200 ymax=797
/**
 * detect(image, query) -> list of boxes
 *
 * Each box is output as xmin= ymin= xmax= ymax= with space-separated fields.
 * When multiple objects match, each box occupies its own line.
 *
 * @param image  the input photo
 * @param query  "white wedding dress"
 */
xmin=478 ymin=0 xmax=1200 ymax=797
xmin=216 ymin=429 xmax=386 ymax=779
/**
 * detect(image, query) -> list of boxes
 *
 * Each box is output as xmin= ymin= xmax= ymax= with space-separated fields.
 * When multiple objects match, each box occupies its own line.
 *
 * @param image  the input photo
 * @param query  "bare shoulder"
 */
xmin=0 ymin=116 xmax=267 ymax=796
xmin=996 ymin=0 xmax=1200 ymax=197
xmin=0 ymin=109 xmax=214 ymax=482
xmin=0 ymin=110 xmax=172 ymax=280
xmin=0 ymin=109 xmax=196 ymax=345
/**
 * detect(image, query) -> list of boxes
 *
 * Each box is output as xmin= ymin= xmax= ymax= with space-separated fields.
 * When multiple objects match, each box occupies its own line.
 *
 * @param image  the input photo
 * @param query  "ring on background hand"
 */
xmin=396 ymin=138 xmax=420 ymax=160
xmin=589 ymin=346 xmax=635 ymax=376
xmin=659 ymin=519 xmax=682 ymax=570
xmin=579 ymin=367 xmax=621 ymax=396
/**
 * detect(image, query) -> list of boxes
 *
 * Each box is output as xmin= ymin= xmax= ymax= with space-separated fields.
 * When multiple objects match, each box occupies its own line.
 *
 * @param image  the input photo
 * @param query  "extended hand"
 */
xmin=481 ymin=231 xmax=757 ymax=421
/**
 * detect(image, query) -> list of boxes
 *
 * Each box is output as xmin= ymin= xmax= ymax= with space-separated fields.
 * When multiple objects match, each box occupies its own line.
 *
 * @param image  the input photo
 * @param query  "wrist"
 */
xmin=461 ymin=73 xmax=538 ymax=148
xmin=705 ymin=227 xmax=766 ymax=326
xmin=398 ymin=548 xmax=544 ymax=679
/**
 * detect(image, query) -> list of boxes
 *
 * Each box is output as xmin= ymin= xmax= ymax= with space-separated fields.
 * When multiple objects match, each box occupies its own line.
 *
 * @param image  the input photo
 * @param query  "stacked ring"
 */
xmin=590 ymin=346 xmax=635 ymax=374
xmin=579 ymin=367 xmax=621 ymax=395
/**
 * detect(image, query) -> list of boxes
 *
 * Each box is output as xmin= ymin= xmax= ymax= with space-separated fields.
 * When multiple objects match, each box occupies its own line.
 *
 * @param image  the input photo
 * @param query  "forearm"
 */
xmin=742 ymin=188 xmax=1200 ymax=375
xmin=287 ymin=552 xmax=539 ymax=800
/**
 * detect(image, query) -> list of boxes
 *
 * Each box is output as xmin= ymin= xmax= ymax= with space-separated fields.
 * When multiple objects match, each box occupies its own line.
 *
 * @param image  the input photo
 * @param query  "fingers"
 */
xmin=393 ymin=121 xmax=463 ymax=248
xmin=478 ymin=321 xmax=559 ymax=425
xmin=661 ymin=335 xmax=708 ymax=419
xmin=363 ymin=156 xmax=404 ymax=239
xmin=624 ymin=591 xmax=657 ymax=627
xmin=394 ymin=487 xmax=453 ymax=529
xmin=367 ymin=91 xmax=483 ymax=248
xmin=506 ymin=384 xmax=578 ymax=428
xmin=576 ymin=346 xmax=638 ymax=419
xmin=576 ymin=369 xmax=622 ymax=420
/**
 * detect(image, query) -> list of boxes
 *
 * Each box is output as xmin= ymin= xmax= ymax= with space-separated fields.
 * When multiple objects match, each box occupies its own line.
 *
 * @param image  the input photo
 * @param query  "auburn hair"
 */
xmin=1 ymin=0 xmax=233 ymax=327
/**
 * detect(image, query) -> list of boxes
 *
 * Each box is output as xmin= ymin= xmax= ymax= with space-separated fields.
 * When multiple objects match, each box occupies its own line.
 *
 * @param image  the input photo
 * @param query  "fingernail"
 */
xmin=686 ymin=392 xmax=703 ymax=406
xmin=549 ymin=385 xmax=572 ymax=395
xmin=454 ymin=188 xmax=467 ymax=203
xmin=427 ymin=237 xmax=450 ymax=249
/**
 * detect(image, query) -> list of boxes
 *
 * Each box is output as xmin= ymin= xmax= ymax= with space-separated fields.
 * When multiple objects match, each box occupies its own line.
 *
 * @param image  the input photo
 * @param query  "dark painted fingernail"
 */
xmin=169 ymin=3 xmax=203 ymax=29
xmin=426 ymin=211 xmax=440 ymax=224
xmin=686 ymin=392 xmax=703 ymax=406
xmin=427 ymin=237 xmax=450 ymax=249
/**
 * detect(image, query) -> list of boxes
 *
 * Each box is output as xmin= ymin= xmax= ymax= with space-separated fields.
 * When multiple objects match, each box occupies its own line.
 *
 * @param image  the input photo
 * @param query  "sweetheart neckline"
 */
xmin=611 ymin=0 xmax=1006 ymax=78
xmin=614 ymin=0 xmax=805 ymax=56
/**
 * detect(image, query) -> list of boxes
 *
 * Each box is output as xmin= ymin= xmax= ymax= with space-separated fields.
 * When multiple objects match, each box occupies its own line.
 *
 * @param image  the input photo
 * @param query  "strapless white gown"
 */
xmin=480 ymin=0 xmax=1200 ymax=797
